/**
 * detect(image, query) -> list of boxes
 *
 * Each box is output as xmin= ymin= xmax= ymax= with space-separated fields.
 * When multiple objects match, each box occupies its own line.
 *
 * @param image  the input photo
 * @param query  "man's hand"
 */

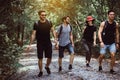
xmin=93 ymin=42 xmax=97 ymax=46
xmin=116 ymin=43 xmax=119 ymax=49
xmin=100 ymin=42 xmax=104 ymax=48
xmin=24 ymin=45 xmax=32 ymax=53
xmin=72 ymin=43 xmax=74 ymax=47
xmin=55 ymin=42 xmax=59 ymax=50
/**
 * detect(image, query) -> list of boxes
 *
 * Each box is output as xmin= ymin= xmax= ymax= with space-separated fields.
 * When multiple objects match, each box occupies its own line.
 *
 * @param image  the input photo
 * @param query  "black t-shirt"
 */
xmin=33 ymin=20 xmax=52 ymax=44
xmin=83 ymin=25 xmax=96 ymax=43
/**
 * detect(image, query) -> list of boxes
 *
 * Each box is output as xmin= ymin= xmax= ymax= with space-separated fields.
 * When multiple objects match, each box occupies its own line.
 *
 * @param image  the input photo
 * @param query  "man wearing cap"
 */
xmin=81 ymin=16 xmax=96 ymax=67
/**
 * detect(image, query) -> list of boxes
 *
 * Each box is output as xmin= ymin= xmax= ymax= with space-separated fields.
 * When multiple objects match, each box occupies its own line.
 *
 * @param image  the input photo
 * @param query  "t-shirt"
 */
xmin=83 ymin=25 xmax=96 ymax=43
xmin=33 ymin=20 xmax=52 ymax=44
xmin=57 ymin=24 xmax=71 ymax=46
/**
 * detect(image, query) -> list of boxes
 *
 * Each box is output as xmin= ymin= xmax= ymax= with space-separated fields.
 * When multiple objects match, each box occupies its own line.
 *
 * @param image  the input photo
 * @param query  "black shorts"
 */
xmin=37 ymin=43 xmax=52 ymax=59
xmin=59 ymin=43 xmax=74 ymax=58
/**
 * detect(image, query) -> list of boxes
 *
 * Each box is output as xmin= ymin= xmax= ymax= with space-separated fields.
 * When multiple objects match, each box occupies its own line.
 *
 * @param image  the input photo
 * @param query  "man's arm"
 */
xmin=116 ymin=22 xmax=119 ymax=48
xmin=29 ymin=30 xmax=36 ymax=46
xmin=51 ymin=27 xmax=57 ymax=41
xmin=25 ymin=30 xmax=36 ymax=52
xmin=98 ymin=22 xmax=105 ymax=43
xmin=70 ymin=32 xmax=74 ymax=47
xmin=98 ymin=22 xmax=105 ymax=47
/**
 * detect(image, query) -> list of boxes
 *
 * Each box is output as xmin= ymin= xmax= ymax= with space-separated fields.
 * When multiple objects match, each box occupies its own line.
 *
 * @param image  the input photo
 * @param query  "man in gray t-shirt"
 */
xmin=56 ymin=16 xmax=75 ymax=72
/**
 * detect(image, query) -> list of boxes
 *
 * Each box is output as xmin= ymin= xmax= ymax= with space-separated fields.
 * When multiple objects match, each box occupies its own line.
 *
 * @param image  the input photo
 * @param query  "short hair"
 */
xmin=38 ymin=10 xmax=45 ymax=15
xmin=107 ymin=10 xmax=115 ymax=15
xmin=62 ymin=16 xmax=70 ymax=22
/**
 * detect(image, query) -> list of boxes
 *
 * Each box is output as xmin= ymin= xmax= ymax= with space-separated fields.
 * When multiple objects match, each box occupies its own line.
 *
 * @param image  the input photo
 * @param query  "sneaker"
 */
xmin=86 ymin=63 xmax=90 ymax=67
xmin=59 ymin=66 xmax=62 ymax=72
xmin=68 ymin=64 xmax=72 ymax=70
xmin=38 ymin=72 xmax=43 ymax=77
xmin=45 ymin=67 xmax=51 ymax=74
xmin=99 ymin=66 xmax=102 ymax=71
xmin=110 ymin=69 xmax=116 ymax=74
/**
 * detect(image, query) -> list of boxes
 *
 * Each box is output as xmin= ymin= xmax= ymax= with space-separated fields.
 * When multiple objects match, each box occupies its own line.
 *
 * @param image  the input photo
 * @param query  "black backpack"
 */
xmin=58 ymin=25 xmax=72 ymax=40
xmin=102 ymin=20 xmax=116 ymax=36
xmin=35 ymin=20 xmax=52 ymax=28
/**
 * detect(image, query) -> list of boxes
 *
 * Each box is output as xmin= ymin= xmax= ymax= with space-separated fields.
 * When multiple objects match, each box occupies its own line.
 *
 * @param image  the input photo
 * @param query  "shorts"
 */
xmin=100 ymin=43 xmax=116 ymax=55
xmin=37 ymin=43 xmax=52 ymax=59
xmin=59 ymin=43 xmax=74 ymax=58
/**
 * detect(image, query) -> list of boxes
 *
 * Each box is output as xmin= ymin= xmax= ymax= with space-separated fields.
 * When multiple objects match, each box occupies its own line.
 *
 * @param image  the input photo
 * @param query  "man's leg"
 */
xmin=38 ymin=59 xmax=43 ymax=71
xmin=38 ymin=58 xmax=43 ymax=77
xmin=45 ymin=43 xmax=52 ymax=74
xmin=58 ymin=58 xmax=62 ymax=67
xmin=67 ymin=43 xmax=74 ymax=69
xmin=98 ymin=44 xmax=107 ymax=71
xmin=110 ymin=53 xmax=115 ymax=70
xmin=70 ymin=54 xmax=74 ymax=65
xmin=58 ymin=46 xmax=64 ymax=72
xmin=69 ymin=54 xmax=74 ymax=69
xmin=45 ymin=58 xmax=52 ymax=74
xmin=98 ymin=54 xmax=104 ymax=71
xmin=46 ymin=58 xmax=52 ymax=67
xmin=109 ymin=43 xmax=116 ymax=73
xmin=37 ymin=44 xmax=43 ymax=77
xmin=98 ymin=54 xmax=104 ymax=67
xmin=58 ymin=58 xmax=62 ymax=72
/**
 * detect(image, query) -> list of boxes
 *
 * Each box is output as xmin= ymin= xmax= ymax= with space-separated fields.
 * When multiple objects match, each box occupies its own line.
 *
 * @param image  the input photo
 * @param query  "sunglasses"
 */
xmin=41 ymin=14 xmax=47 ymax=16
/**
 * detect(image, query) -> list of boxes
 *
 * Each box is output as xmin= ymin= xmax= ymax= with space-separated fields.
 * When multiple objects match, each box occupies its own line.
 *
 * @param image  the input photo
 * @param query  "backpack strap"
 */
xmin=103 ymin=20 xmax=116 ymax=35
xmin=58 ymin=24 xmax=72 ymax=40
xmin=103 ymin=20 xmax=116 ymax=29
xmin=47 ymin=20 xmax=52 ymax=28
xmin=102 ymin=20 xmax=107 ymax=34
xmin=35 ymin=20 xmax=52 ymax=28
xmin=58 ymin=25 xmax=63 ymax=40
xmin=69 ymin=25 xmax=72 ymax=32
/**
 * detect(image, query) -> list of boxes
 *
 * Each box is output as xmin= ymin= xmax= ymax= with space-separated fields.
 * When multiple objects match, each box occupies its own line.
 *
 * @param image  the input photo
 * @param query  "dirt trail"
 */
xmin=10 ymin=44 xmax=120 ymax=80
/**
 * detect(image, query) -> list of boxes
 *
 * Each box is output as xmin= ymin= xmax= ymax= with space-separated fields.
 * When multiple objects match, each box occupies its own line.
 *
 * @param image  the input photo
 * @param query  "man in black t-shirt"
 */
xmin=27 ymin=10 xmax=57 ymax=77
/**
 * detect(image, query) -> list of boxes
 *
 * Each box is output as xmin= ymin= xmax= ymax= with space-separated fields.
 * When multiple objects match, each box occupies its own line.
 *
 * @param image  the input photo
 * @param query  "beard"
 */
xmin=40 ymin=17 xmax=46 ymax=21
xmin=66 ymin=21 xmax=70 ymax=24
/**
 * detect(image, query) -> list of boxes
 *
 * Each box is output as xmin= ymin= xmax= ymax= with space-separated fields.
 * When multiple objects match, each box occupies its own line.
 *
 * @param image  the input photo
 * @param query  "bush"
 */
xmin=0 ymin=24 xmax=22 ymax=79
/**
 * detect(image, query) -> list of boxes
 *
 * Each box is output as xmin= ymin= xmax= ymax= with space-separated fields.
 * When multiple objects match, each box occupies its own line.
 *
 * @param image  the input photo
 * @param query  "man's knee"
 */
xmin=99 ymin=54 xmax=104 ymax=59
xmin=110 ymin=53 xmax=115 ymax=58
xmin=70 ymin=53 xmax=74 ymax=56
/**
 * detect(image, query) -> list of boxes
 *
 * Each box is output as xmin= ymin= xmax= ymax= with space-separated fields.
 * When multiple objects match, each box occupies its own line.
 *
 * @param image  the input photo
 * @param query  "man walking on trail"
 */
xmin=98 ymin=10 xmax=119 ymax=74
xmin=56 ymin=16 xmax=75 ymax=72
xmin=27 ymin=10 xmax=57 ymax=77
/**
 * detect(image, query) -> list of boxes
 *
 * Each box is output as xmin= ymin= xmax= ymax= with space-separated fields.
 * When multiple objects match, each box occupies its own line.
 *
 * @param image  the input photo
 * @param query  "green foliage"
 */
xmin=0 ymin=24 xmax=23 ymax=79
xmin=0 ymin=0 xmax=120 ymax=79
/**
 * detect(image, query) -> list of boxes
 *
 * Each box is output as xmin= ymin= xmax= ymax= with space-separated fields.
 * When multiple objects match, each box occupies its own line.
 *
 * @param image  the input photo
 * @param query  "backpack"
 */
xmin=58 ymin=24 xmax=72 ymax=40
xmin=102 ymin=20 xmax=116 ymax=36
xmin=35 ymin=20 xmax=52 ymax=28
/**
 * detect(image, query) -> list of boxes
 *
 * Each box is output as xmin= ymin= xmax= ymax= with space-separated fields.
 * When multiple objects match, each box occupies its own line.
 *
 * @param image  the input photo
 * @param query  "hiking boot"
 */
xmin=99 ymin=66 xmax=102 ymax=71
xmin=86 ymin=63 xmax=90 ymax=67
xmin=59 ymin=66 xmax=62 ymax=72
xmin=110 ymin=69 xmax=116 ymax=74
xmin=45 ymin=67 xmax=51 ymax=74
xmin=68 ymin=64 xmax=72 ymax=70
xmin=38 ymin=71 xmax=43 ymax=77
